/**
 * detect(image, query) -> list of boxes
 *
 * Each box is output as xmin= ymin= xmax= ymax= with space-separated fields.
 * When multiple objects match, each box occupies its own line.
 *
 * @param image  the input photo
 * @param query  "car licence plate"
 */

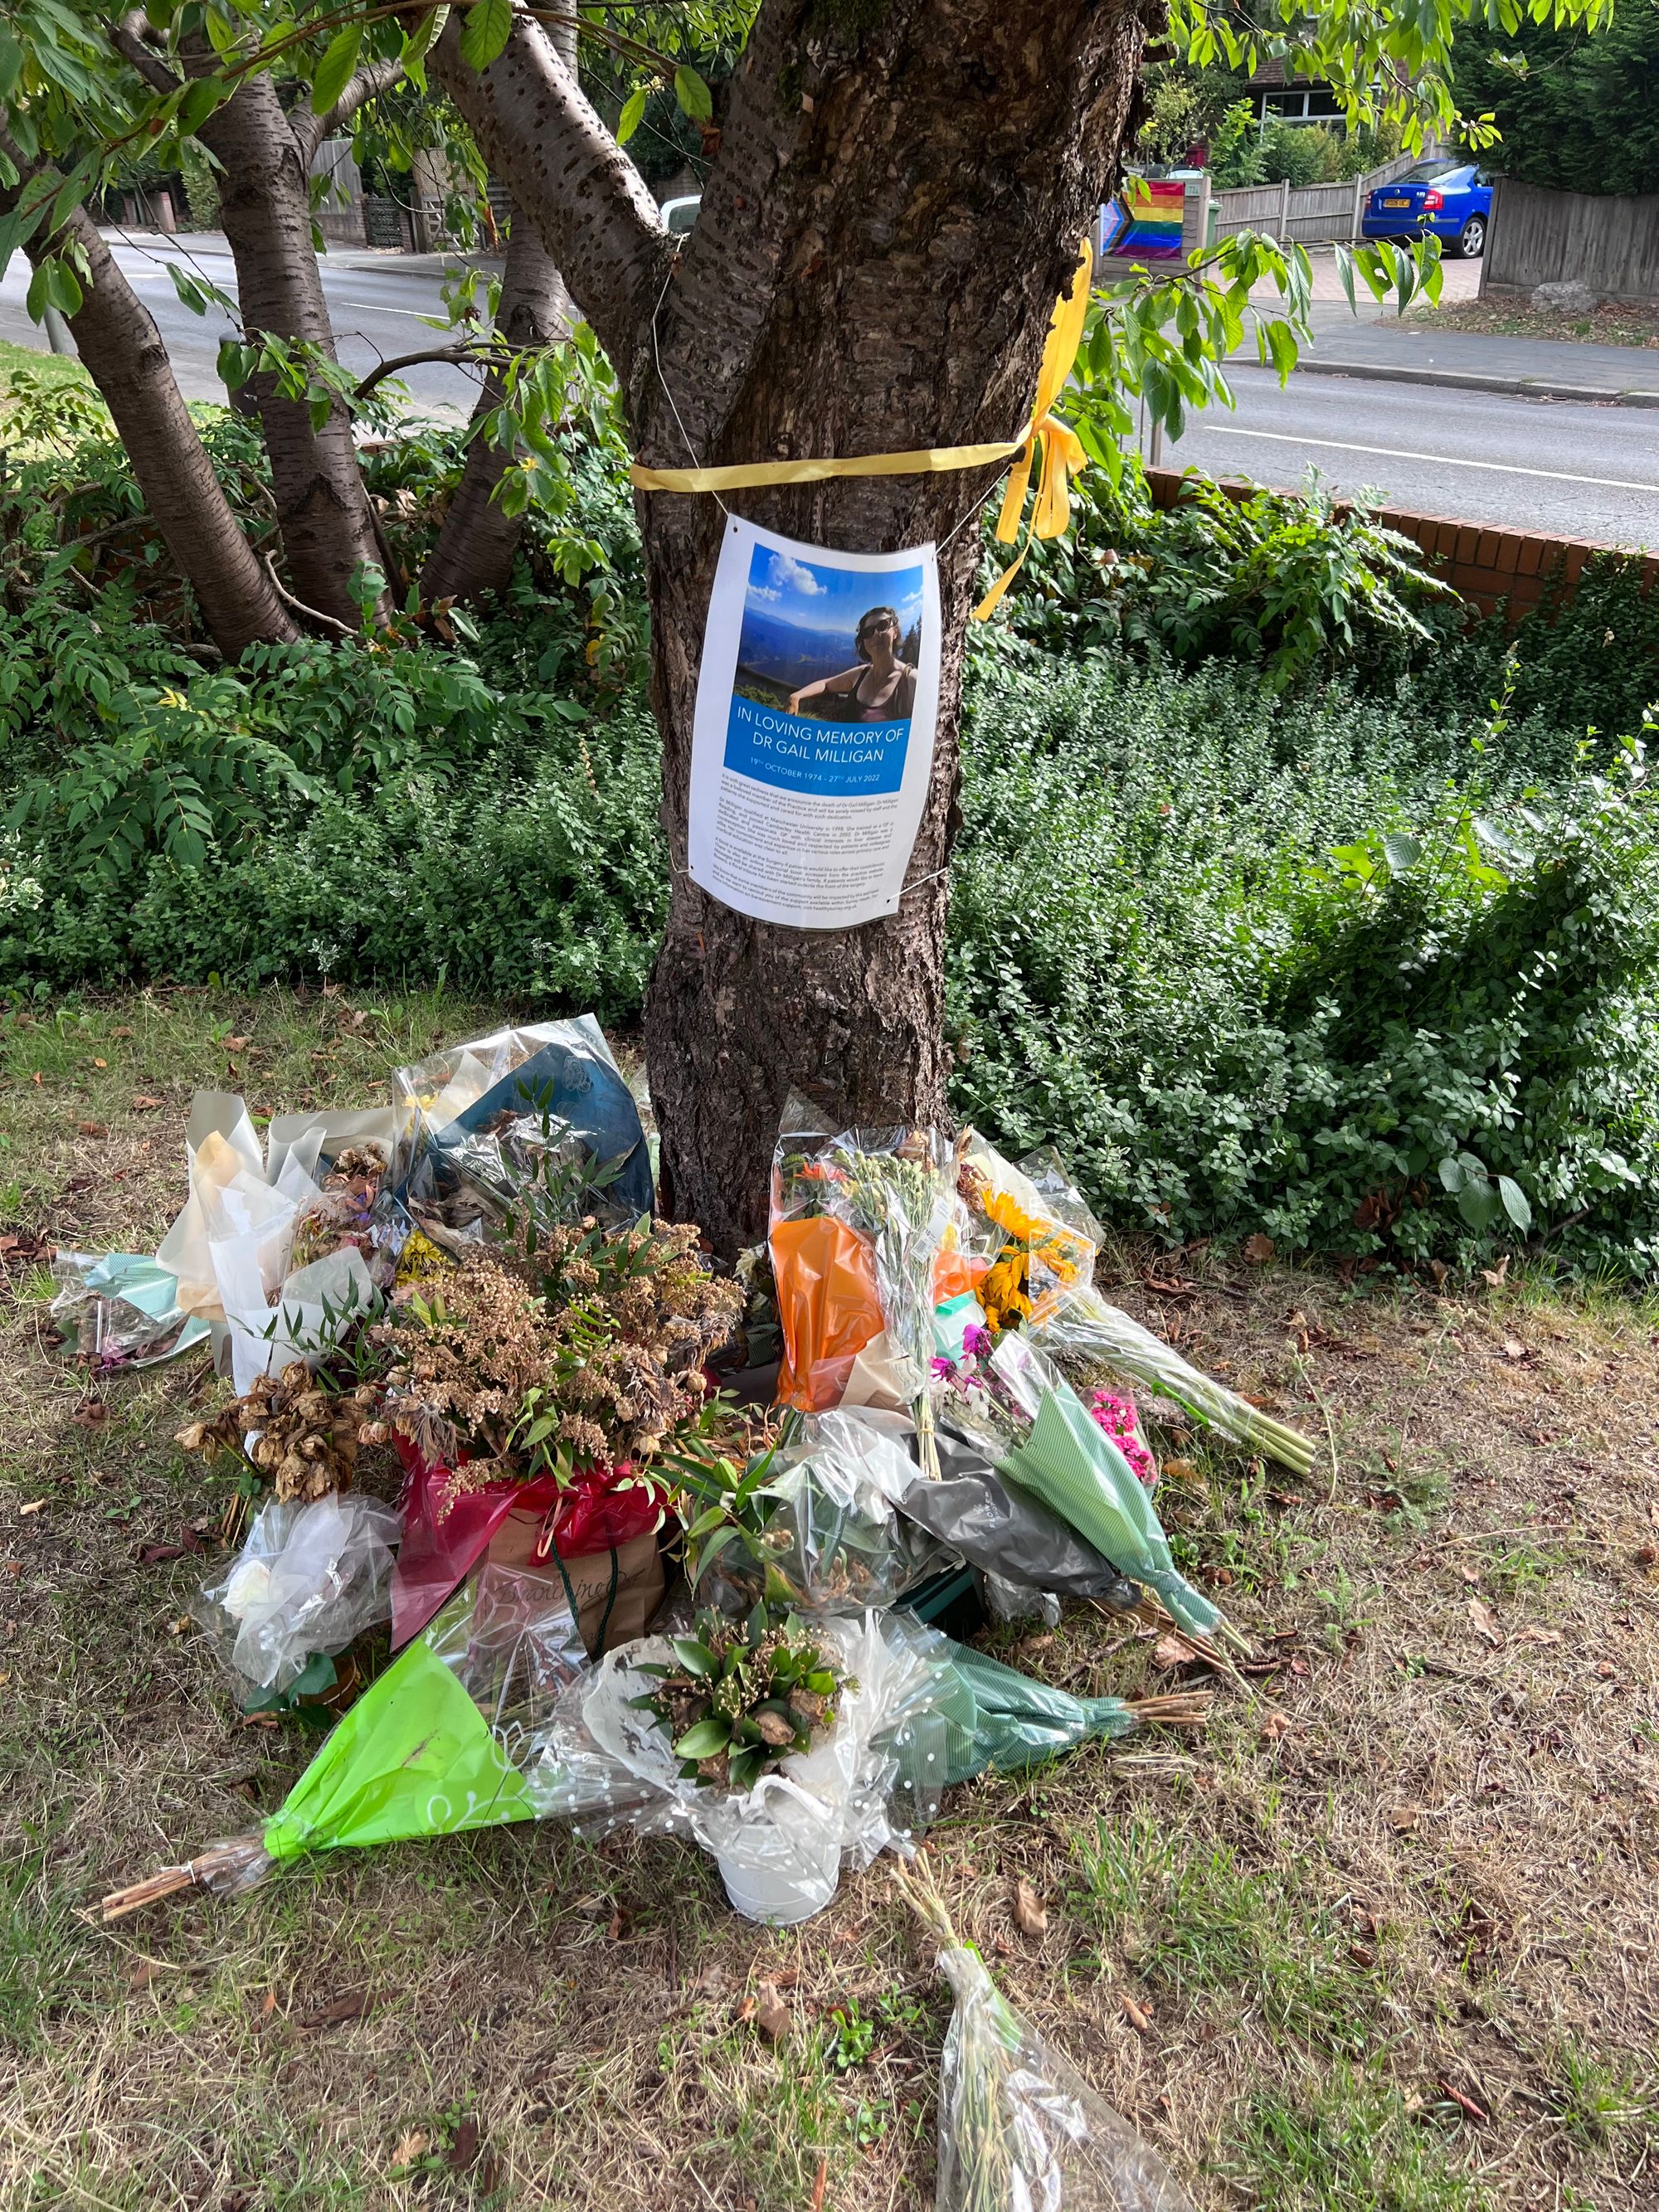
xmin=1383 ymin=197 xmax=1410 ymax=207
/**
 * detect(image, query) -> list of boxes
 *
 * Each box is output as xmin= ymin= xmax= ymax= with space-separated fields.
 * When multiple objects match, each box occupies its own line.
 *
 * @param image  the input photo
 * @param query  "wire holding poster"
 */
xmin=686 ymin=518 xmax=942 ymax=930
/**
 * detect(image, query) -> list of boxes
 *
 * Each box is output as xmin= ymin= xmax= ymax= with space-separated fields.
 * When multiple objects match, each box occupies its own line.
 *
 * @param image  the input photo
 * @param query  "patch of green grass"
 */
xmin=1544 ymin=2039 xmax=1652 ymax=2151
xmin=0 ymin=1850 xmax=95 ymax=2054
xmin=1072 ymin=1815 xmax=1384 ymax=2054
xmin=1224 ymin=2064 xmax=1489 ymax=2211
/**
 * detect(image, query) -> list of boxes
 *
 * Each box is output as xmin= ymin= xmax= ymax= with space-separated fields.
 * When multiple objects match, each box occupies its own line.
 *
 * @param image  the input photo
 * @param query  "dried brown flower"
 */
xmin=177 ymin=1363 xmax=380 ymax=1501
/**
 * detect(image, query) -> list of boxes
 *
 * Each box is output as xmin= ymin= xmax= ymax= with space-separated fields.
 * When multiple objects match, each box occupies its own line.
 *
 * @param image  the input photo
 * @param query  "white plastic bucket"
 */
xmin=712 ymin=1777 xmax=841 ymax=1926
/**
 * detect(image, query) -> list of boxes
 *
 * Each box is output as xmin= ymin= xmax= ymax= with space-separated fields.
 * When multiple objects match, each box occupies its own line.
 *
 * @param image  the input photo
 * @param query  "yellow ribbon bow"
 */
xmin=972 ymin=236 xmax=1093 ymax=621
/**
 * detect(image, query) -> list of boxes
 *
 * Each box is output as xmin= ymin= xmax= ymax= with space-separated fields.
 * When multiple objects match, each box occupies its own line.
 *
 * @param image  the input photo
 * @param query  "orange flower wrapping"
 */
xmin=771 ymin=1214 xmax=884 ymax=1412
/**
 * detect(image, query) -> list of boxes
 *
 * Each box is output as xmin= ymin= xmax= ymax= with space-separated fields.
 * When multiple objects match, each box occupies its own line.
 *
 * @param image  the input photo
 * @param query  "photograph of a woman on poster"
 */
xmin=785 ymin=605 xmax=918 ymax=723
xmin=727 ymin=541 xmax=925 ymax=728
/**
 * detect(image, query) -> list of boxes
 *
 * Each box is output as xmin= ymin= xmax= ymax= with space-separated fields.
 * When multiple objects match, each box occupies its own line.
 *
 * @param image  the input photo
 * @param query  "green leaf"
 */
xmin=1456 ymin=1181 xmax=1500 ymax=1232
xmin=44 ymin=259 xmax=83 ymax=316
xmin=1383 ymin=833 xmax=1422 ymax=874
xmin=1496 ymin=1176 xmax=1532 ymax=1234
xmin=310 ymin=27 xmax=362 ymax=115
xmin=670 ymin=1636 xmax=718 ymax=1678
xmin=178 ymin=74 xmax=225 ymax=134
xmin=460 ymin=0 xmax=513 ymax=72
xmin=673 ymin=63 xmax=713 ymax=121
xmin=616 ymin=85 xmax=647 ymax=144
xmin=672 ymin=1717 xmax=732 ymax=1761
xmin=1436 ymin=1155 xmax=1464 ymax=1194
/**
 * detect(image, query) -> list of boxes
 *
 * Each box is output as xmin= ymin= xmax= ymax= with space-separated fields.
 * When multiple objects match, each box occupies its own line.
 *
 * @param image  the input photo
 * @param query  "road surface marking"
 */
xmin=336 ymin=299 xmax=435 ymax=318
xmin=1203 ymin=423 xmax=1657 ymax=495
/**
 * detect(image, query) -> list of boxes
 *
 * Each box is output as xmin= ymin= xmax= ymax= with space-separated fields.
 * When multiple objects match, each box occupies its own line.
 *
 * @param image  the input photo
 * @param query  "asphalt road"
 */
xmin=0 ymin=230 xmax=487 ymax=412
xmin=1160 ymin=363 xmax=1659 ymax=549
xmin=3 ymin=231 xmax=1655 ymax=548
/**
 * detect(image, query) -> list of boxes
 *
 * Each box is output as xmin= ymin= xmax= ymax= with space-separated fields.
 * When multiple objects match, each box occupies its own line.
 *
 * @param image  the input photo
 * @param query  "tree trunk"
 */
xmin=443 ymin=0 xmax=1151 ymax=1249
xmin=419 ymin=211 xmax=570 ymax=606
xmin=197 ymin=70 xmax=389 ymax=630
xmin=26 ymin=203 xmax=298 ymax=655
xmin=637 ymin=0 xmax=1148 ymax=1247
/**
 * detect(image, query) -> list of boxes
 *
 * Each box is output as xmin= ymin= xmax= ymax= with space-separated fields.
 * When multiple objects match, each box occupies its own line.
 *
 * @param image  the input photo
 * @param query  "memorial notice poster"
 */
xmin=686 ymin=517 xmax=942 ymax=929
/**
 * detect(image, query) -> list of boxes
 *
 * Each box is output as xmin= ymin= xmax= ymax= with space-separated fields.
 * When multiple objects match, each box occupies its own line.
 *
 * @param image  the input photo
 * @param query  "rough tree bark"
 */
xmin=195 ymin=68 xmax=392 ymax=630
xmin=1 ymin=156 xmax=296 ymax=655
xmin=419 ymin=210 xmax=570 ymax=605
xmin=444 ymin=0 xmax=1152 ymax=1251
xmin=114 ymin=18 xmax=395 ymax=629
xmin=421 ymin=7 xmax=578 ymax=607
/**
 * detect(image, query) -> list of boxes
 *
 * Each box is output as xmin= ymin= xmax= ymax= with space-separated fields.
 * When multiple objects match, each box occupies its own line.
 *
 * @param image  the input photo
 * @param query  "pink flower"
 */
xmin=962 ymin=1323 xmax=994 ymax=1361
xmin=1090 ymin=1388 xmax=1157 ymax=1488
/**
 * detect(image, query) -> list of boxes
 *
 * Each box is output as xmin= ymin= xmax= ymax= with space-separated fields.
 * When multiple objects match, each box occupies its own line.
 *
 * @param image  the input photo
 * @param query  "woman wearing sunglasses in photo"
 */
xmin=786 ymin=605 xmax=917 ymax=722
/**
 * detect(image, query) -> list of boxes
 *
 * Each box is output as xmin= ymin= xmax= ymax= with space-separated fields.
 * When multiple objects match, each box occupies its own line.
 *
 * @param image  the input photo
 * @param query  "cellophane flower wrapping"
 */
xmin=771 ymin=1126 xmax=966 ymax=1408
xmin=934 ymin=1942 xmax=1195 ymax=2212
xmin=698 ymin=1409 xmax=956 ymax=1616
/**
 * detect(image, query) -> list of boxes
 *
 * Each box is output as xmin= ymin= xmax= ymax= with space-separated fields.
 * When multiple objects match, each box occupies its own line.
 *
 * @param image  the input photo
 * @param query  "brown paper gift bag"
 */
xmin=485 ymin=1507 xmax=664 ymax=1657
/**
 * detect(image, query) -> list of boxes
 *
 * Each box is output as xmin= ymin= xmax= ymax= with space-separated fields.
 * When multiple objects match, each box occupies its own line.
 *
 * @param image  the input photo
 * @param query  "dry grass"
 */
xmin=2 ymin=989 xmax=1657 ymax=2210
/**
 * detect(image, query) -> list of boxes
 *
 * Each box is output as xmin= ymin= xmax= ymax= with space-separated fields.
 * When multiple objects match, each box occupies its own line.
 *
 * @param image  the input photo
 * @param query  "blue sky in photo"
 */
xmin=742 ymin=542 xmax=925 ymax=647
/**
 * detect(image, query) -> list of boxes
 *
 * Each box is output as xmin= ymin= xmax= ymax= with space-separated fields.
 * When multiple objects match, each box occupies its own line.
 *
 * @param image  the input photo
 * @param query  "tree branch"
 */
xmin=263 ymin=552 xmax=356 ymax=638
xmin=431 ymin=12 xmax=669 ymax=383
xmin=353 ymin=342 xmax=493 ymax=401
xmin=294 ymin=52 xmax=406 ymax=165
xmin=109 ymin=12 xmax=182 ymax=96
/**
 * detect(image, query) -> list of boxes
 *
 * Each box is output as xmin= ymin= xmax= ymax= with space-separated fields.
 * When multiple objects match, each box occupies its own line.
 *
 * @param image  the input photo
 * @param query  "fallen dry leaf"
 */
xmin=1151 ymin=1633 xmax=1196 ymax=1671
xmin=391 ymin=2128 xmax=431 ymax=2167
xmin=810 ymin=2155 xmax=829 ymax=2212
xmin=1520 ymin=1626 xmax=1563 ymax=1646
xmin=1467 ymin=1598 xmax=1502 ymax=1647
xmin=1438 ymin=2079 xmax=1490 ymax=2125
xmin=131 ymin=1095 xmax=164 ymax=1111
xmin=1258 ymin=1710 xmax=1292 ymax=1743
xmin=1161 ymin=1457 xmax=1196 ymax=1483
xmin=1242 ymin=1233 xmax=1275 ymax=1264
xmin=299 ymin=1989 xmax=372 ymax=2029
xmin=77 ymin=1121 xmax=107 ymax=1139
xmin=1593 ymin=1659 xmax=1617 ymax=1680
xmin=1121 ymin=1992 xmax=1153 ymax=2034
xmin=225 ymin=1034 xmax=251 ymax=1051
xmin=1389 ymin=1806 xmax=1420 ymax=1833
xmin=1480 ymin=1257 xmax=1510 ymax=1287
xmin=71 ymin=1401 xmax=108 ymax=1427
xmin=754 ymin=1981 xmax=791 ymax=2044
xmin=445 ymin=2117 xmax=480 ymax=2174
xmin=1347 ymin=1943 xmax=1377 ymax=1968
xmin=1501 ymin=1338 xmax=1527 ymax=1361
xmin=91 ymin=1057 xmax=107 ymax=1069
xmin=1013 ymin=1878 xmax=1048 ymax=1937
xmin=17 ymin=1500 xmax=44 ymax=1518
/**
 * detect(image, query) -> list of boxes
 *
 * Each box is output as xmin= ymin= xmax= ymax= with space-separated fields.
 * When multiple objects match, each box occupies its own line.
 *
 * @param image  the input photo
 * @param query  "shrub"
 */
xmin=946 ymin=651 xmax=1659 ymax=1276
xmin=1003 ymin=467 xmax=1461 ymax=692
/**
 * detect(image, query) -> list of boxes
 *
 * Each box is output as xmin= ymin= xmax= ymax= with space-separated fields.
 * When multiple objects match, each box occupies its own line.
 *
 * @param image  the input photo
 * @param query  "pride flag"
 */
xmin=1099 ymin=178 xmax=1186 ymax=261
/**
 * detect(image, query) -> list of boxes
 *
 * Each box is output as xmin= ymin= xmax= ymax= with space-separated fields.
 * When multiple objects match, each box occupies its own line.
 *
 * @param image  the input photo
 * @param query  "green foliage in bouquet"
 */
xmin=633 ymin=1605 xmax=845 ymax=1793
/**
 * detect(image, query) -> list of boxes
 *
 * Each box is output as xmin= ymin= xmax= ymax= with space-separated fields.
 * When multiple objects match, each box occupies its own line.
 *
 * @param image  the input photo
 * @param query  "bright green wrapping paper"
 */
xmin=262 ymin=1630 xmax=532 ymax=1862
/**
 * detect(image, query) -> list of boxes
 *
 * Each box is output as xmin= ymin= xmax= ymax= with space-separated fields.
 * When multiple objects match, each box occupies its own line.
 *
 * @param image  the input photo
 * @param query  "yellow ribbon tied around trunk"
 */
xmin=972 ymin=236 xmax=1092 ymax=620
xmin=630 ymin=238 xmax=1094 ymax=620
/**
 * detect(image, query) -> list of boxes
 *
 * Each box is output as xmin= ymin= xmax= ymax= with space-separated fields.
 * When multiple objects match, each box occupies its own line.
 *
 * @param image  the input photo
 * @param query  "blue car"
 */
xmin=1362 ymin=161 xmax=1493 ymax=258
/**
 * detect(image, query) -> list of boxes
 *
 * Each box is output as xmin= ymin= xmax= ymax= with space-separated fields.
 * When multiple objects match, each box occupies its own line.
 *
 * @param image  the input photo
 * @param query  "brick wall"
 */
xmin=1144 ymin=467 xmax=1659 ymax=621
